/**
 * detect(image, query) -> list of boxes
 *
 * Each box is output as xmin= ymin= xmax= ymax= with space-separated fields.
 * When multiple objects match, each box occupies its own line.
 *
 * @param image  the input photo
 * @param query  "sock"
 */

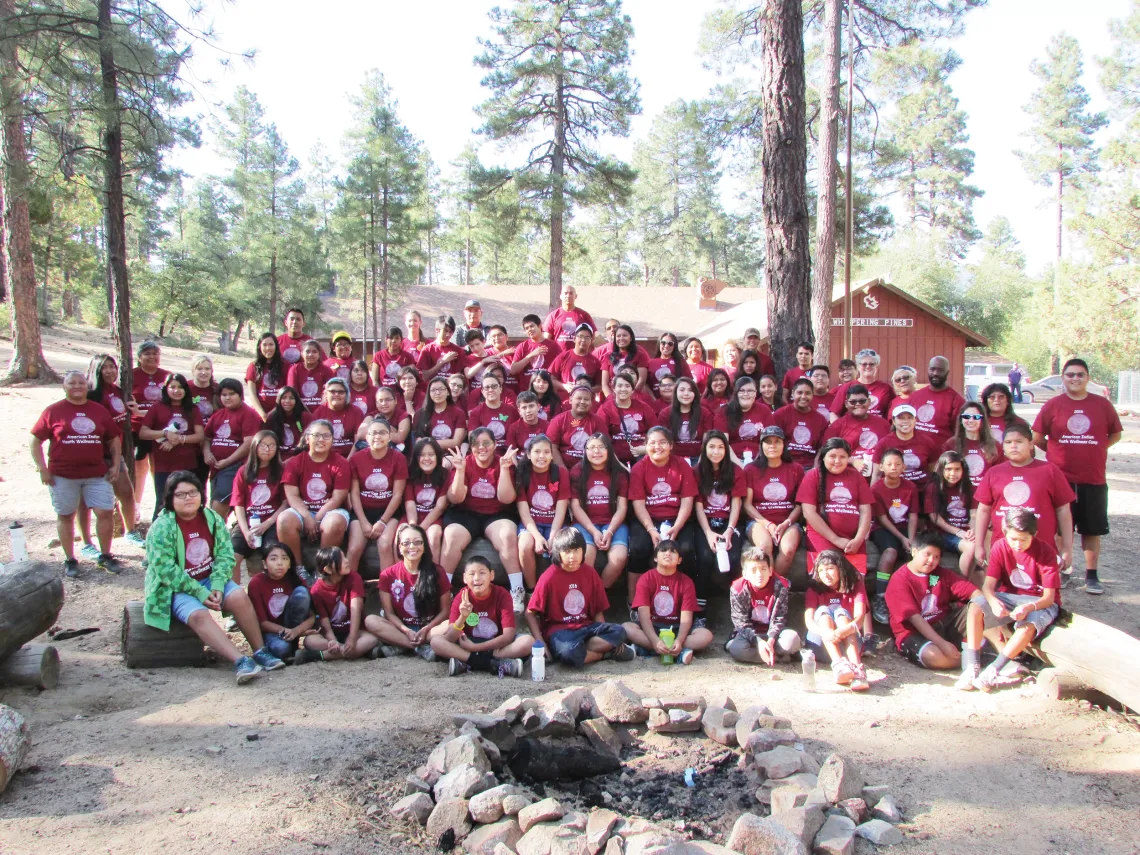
xmin=469 ymin=651 xmax=495 ymax=672
xmin=1086 ymin=568 xmax=1099 ymax=582
xmin=508 ymin=572 xmax=524 ymax=592
xmin=875 ymin=570 xmax=892 ymax=597
xmin=992 ymin=653 xmax=1010 ymax=674
xmin=962 ymin=646 xmax=979 ymax=673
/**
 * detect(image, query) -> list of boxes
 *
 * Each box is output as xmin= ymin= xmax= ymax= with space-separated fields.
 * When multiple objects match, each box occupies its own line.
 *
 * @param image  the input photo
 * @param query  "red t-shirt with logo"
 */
xmin=547 ymin=411 xmax=606 ymax=464
xmin=631 ymin=568 xmax=698 ymax=623
xmin=805 ymin=578 xmax=869 ymax=615
xmin=542 ymin=307 xmax=596 ymax=344
xmin=408 ymin=469 xmax=454 ymax=517
xmin=987 ymin=536 xmax=1062 ymax=603
xmin=647 ymin=357 xmax=691 ymax=396
xmin=142 ymin=403 xmax=203 ymax=473
xmin=378 ymin=562 xmax=451 ymax=625
xmin=506 ymin=418 xmax=546 ymax=454
xmin=665 ymin=406 xmax=713 ymax=460
xmin=326 ymin=354 xmax=355 ymax=377
xmin=451 ymin=584 xmax=516 ymax=640
xmin=812 ymin=390 xmax=836 ymax=421
xmin=601 ymin=347 xmax=650 ymax=384
xmin=1032 ymin=394 xmax=1122 ymax=486
xmin=32 ymin=399 xmax=122 ymax=478
xmin=520 ymin=466 xmax=570 ymax=525
xmin=925 ymin=480 xmax=970 ymax=528
xmin=230 ymin=465 xmax=284 ymax=519
xmin=974 ymin=459 xmax=1075 ymax=547
xmin=248 ymin=572 xmax=301 ymax=624
xmin=871 ymin=478 xmax=919 ymax=531
xmin=549 ymin=350 xmax=602 ymax=399
xmin=419 ymin=405 xmax=467 ymax=444
xmin=347 ymin=384 xmax=377 ymax=418
xmin=416 ymin=342 xmax=467 ymax=379
xmin=886 ymin=567 xmax=978 ymax=648
xmin=372 ymin=348 xmax=417 ymax=387
xmin=829 ymin=380 xmax=894 ymax=420
xmin=310 ymin=404 xmax=363 ymax=456
xmin=598 ymin=398 xmax=660 ymax=463
xmin=310 ymin=571 xmax=365 ymax=634
xmin=534 ymin=396 xmax=564 ymax=422
xmin=796 ymin=466 xmax=874 ymax=546
xmin=287 ymin=362 xmax=334 ymax=410
xmin=746 ymin=462 xmax=805 ymax=525
xmin=245 ymin=362 xmax=283 ymax=412
xmin=204 ymin=404 xmax=264 ymax=469
xmin=872 ymin=431 xmax=938 ymax=488
xmin=468 ymin=402 xmax=519 ymax=451
xmin=687 ymin=362 xmax=713 ymax=393
xmin=350 ymin=449 xmax=409 ymax=510
xmin=277 ymin=333 xmax=320 ymax=366
xmin=282 ymin=452 xmax=351 ymax=513
xmin=823 ymin=414 xmax=891 ymax=476
xmin=176 ymin=512 xmax=215 ymax=582
xmin=130 ymin=367 xmax=170 ymax=430
xmin=528 ymin=564 xmax=608 ymax=631
xmin=274 ymin=410 xmax=313 ymax=461
xmin=714 ymin=403 xmax=773 ymax=459
xmin=460 ymin=454 xmax=506 ymax=515
xmin=732 ymin=576 xmax=782 ymax=633
xmin=773 ymin=405 xmax=830 ymax=467
xmin=512 ymin=337 xmax=563 ymax=379
xmin=781 ymin=366 xmax=810 ymax=392
xmin=908 ymin=386 xmax=966 ymax=446
xmin=189 ymin=382 xmax=218 ymax=422
xmin=698 ymin=464 xmax=747 ymax=522
xmin=628 ymin=456 xmax=699 ymax=522
xmin=95 ymin=383 xmax=129 ymax=428
xmin=570 ymin=463 xmax=628 ymax=526
xmin=944 ymin=436 xmax=1002 ymax=493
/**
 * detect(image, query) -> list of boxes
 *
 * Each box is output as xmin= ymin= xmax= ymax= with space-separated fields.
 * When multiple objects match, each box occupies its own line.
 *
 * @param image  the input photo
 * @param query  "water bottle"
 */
xmin=800 ymin=649 xmax=817 ymax=692
xmin=659 ymin=521 xmax=672 ymax=539
xmin=659 ymin=627 xmax=676 ymax=665
xmin=716 ymin=538 xmax=730 ymax=573
xmin=742 ymin=450 xmax=754 ymax=465
xmin=531 ymin=640 xmax=546 ymax=682
xmin=9 ymin=522 xmax=28 ymax=563
xmin=248 ymin=515 xmax=262 ymax=549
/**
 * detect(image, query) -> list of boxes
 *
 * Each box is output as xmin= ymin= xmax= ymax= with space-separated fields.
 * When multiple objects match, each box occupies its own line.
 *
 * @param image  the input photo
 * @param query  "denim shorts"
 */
xmin=941 ymin=532 xmax=963 ymax=552
xmin=283 ymin=507 xmax=351 ymax=527
xmin=972 ymin=592 xmax=1058 ymax=637
xmin=210 ymin=463 xmax=242 ymax=504
xmin=547 ymin=622 xmax=626 ymax=667
xmin=805 ymin=607 xmax=863 ymax=652
xmin=172 ymin=579 xmax=241 ymax=625
xmin=519 ymin=522 xmax=553 ymax=540
xmin=48 ymin=475 xmax=115 ymax=516
xmin=572 ymin=522 xmax=630 ymax=550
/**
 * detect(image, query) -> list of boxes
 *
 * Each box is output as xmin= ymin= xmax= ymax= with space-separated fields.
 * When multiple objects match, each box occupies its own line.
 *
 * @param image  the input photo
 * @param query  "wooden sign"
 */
xmin=697 ymin=277 xmax=727 ymax=310
xmin=831 ymin=317 xmax=914 ymax=328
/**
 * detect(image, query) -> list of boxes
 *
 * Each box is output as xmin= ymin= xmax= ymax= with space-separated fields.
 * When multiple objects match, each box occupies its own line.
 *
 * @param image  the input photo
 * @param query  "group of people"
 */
xmin=29 ymin=286 xmax=1121 ymax=689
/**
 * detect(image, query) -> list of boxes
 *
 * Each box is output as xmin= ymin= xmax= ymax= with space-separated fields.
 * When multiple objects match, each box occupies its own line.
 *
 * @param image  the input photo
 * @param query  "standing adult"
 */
xmin=403 ymin=310 xmax=431 ymax=356
xmin=549 ymin=324 xmax=603 ymax=400
xmin=511 ymin=313 xmax=563 ymax=382
xmin=908 ymin=356 xmax=966 ymax=447
xmin=202 ymin=379 xmax=264 ymax=519
xmin=84 ymin=353 xmax=143 ymax=547
xmin=30 ymin=371 xmax=124 ymax=577
xmin=1008 ymin=363 xmax=1024 ymax=404
xmin=417 ymin=315 xmax=467 ymax=381
xmin=543 ymin=285 xmax=596 ymax=345
xmin=277 ymin=307 xmax=321 ymax=366
xmin=246 ymin=333 xmax=286 ymax=419
xmin=126 ymin=340 xmax=169 ymax=511
xmin=773 ymin=378 xmax=830 ymax=467
xmin=1032 ymin=358 xmax=1122 ymax=594
xmin=829 ymin=348 xmax=893 ymax=421
xmin=740 ymin=328 xmax=777 ymax=377
xmin=455 ymin=299 xmax=492 ymax=346
xmin=809 ymin=365 xmax=835 ymax=420
xmin=822 ymin=384 xmax=892 ymax=478
xmin=780 ymin=342 xmax=815 ymax=393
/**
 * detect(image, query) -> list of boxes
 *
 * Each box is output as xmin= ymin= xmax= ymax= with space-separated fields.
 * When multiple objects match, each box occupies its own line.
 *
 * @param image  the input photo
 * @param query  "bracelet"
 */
xmin=453 ymin=621 xmax=466 ymax=632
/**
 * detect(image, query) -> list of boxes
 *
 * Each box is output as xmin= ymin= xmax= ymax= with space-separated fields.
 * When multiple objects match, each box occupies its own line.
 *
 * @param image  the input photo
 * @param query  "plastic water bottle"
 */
xmin=531 ymin=640 xmax=546 ymax=682
xmin=659 ymin=627 xmax=676 ymax=665
xmin=800 ymin=649 xmax=817 ymax=692
xmin=9 ymin=522 xmax=28 ymax=563
xmin=716 ymin=538 xmax=730 ymax=573
xmin=248 ymin=515 xmax=262 ymax=549
xmin=742 ymin=450 xmax=754 ymax=465
xmin=659 ymin=521 xmax=672 ymax=539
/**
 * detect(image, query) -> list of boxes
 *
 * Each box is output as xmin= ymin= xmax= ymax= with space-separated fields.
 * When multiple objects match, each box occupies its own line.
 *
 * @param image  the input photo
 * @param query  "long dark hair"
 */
xmin=952 ymin=401 xmax=998 ymax=462
xmin=669 ymin=377 xmax=703 ymax=442
xmin=396 ymin=522 xmax=444 ymax=621
xmin=576 ymin=432 xmax=623 ymax=514
xmin=811 ymin=549 xmax=861 ymax=593
xmin=753 ymin=433 xmax=792 ymax=471
xmin=86 ymin=353 xmax=117 ymax=403
xmin=932 ymin=450 xmax=974 ymax=520
xmin=529 ymin=369 xmax=560 ymax=411
xmin=608 ymin=324 xmax=640 ymax=368
xmin=814 ymin=437 xmax=852 ymax=522
xmin=350 ymin=359 xmax=371 ymax=390
xmin=735 ymin=349 xmax=765 ymax=388
xmin=264 ymin=386 xmax=310 ymax=447
xmin=244 ymin=429 xmax=283 ymax=485
xmin=725 ymin=375 xmax=758 ymax=432
xmin=657 ymin=333 xmax=685 ymax=378
xmin=413 ymin=377 xmax=454 ymax=438
xmin=703 ymin=368 xmax=731 ymax=402
xmin=980 ymin=382 xmax=1028 ymax=432
xmin=759 ymin=374 xmax=783 ymax=410
xmin=253 ymin=333 xmax=284 ymax=385
xmin=515 ymin=434 xmax=558 ymax=495
xmin=162 ymin=373 xmax=196 ymax=418
xmin=696 ymin=429 xmax=736 ymax=498
xmin=408 ymin=437 xmax=447 ymax=489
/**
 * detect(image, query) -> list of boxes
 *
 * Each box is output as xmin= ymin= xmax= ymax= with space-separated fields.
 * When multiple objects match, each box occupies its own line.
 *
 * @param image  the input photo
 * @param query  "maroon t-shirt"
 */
xmin=451 ymin=584 xmax=516 ymax=640
xmin=974 ymin=459 xmax=1075 ymax=547
xmin=823 ymin=414 xmax=891 ymax=476
xmin=796 ymin=466 xmax=874 ymax=546
xmin=667 ymin=406 xmax=713 ymax=460
xmin=549 ymin=350 xmax=602 ymax=399
xmin=351 ymin=449 xmax=409 ymax=510
xmin=871 ymin=478 xmax=919 ymax=531
xmin=872 ymin=431 xmax=938 ymax=488
xmin=886 ymin=567 xmax=978 ymax=648
xmin=528 ymin=564 xmax=608 ymax=631
xmin=176 ymin=512 xmax=215 ymax=582
xmin=348 ymin=384 xmax=378 ymax=418
xmin=416 ymin=342 xmax=467 ymax=379
xmin=205 ymin=404 xmax=264 ymax=470
xmin=31 ymin=399 xmax=122 ymax=479
xmin=143 ymin=403 xmax=203 ymax=473
xmin=520 ymin=466 xmax=570 ymax=525
xmin=601 ymin=347 xmax=650 ymax=384
xmin=945 ymin=436 xmax=1003 ymax=493
xmin=310 ymin=571 xmax=365 ymax=633
xmin=419 ymin=405 xmax=467 ymax=443
xmin=130 ymin=367 xmax=170 ymax=431
xmin=628 ymin=456 xmax=699 ymax=522
xmin=772 ymin=405 xmax=830 ymax=466
xmin=408 ymin=469 xmax=454 ymax=516
xmin=372 ymin=348 xmax=417 ymax=387
xmin=547 ymin=411 xmax=606 ymax=464
xmin=688 ymin=362 xmax=713 ymax=393
xmin=460 ymin=454 xmax=506 ymax=515
xmin=805 ymin=577 xmax=869 ymax=615
xmin=714 ymin=403 xmax=773 ymax=460
xmin=908 ymin=386 xmax=966 ymax=446
xmin=598 ymin=398 xmax=660 ymax=463
xmin=512 ymin=337 xmax=563 ymax=379
xmin=543 ymin=307 xmax=596 ymax=344
xmin=468 ymin=402 xmax=519 ymax=451
xmin=230 ymin=465 xmax=284 ymax=519
xmin=830 ymin=380 xmax=894 ymax=420
xmin=698 ymin=464 xmax=747 ymax=522
xmin=245 ymin=362 xmax=283 ymax=412
xmin=747 ymin=462 xmax=805 ymax=525
xmin=631 ymin=568 xmax=698 ymax=623
xmin=96 ymin=382 xmax=129 ymax=428
xmin=925 ymin=480 xmax=970 ymax=528
xmin=189 ymin=382 xmax=218 ymax=422
xmin=987 ymin=536 xmax=1062 ymax=604
xmin=570 ymin=463 xmax=628 ymax=526
xmin=277 ymin=333 xmax=320 ymax=365
xmin=248 ymin=572 xmax=301 ymax=624
xmin=732 ymin=576 xmax=782 ymax=633
xmin=812 ymin=390 xmax=836 ymax=421
xmin=647 ymin=357 xmax=691 ymax=396
xmin=311 ymin=404 xmax=364 ymax=456
xmin=287 ymin=362 xmax=334 ymax=410
xmin=506 ymin=418 xmax=546 ymax=454
xmin=781 ymin=366 xmax=810 ymax=392
xmin=1032 ymin=393 xmax=1122 ymax=486
xmin=282 ymin=452 xmax=351 ymax=513
xmin=378 ymin=562 xmax=451 ymax=625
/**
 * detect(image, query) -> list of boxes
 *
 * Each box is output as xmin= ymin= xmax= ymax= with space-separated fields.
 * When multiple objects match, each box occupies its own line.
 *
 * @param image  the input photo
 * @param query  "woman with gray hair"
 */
xmin=828 ymin=348 xmax=894 ymax=421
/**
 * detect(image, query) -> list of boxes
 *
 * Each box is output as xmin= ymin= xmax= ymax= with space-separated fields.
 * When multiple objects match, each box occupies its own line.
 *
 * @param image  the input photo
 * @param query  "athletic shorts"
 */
xmin=940 ymin=532 xmax=963 ymax=553
xmin=133 ymin=431 xmax=152 ymax=461
xmin=869 ymin=528 xmax=903 ymax=555
xmin=1070 ymin=483 xmax=1109 ymax=537
xmin=897 ymin=605 xmax=969 ymax=667
xmin=443 ymin=506 xmax=512 ymax=541
xmin=229 ymin=525 xmax=281 ymax=559
xmin=626 ymin=613 xmax=708 ymax=632
xmin=210 ymin=464 xmax=242 ymax=504
xmin=356 ymin=506 xmax=388 ymax=526
xmin=48 ymin=475 xmax=115 ymax=516
xmin=572 ymin=522 xmax=630 ymax=550
xmin=972 ymin=592 xmax=1058 ymax=638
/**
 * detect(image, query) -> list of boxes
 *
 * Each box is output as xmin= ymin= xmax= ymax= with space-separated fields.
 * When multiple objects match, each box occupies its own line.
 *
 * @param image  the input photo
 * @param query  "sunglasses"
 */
xmin=961 ymin=413 xmax=983 ymax=421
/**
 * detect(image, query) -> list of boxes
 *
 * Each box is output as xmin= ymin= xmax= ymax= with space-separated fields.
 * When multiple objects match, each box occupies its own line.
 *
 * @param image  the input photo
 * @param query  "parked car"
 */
xmin=1020 ymin=374 xmax=1111 ymax=404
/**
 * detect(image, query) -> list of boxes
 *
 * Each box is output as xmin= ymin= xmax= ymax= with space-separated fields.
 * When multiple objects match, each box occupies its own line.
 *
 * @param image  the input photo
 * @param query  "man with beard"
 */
xmin=908 ymin=356 xmax=965 ymax=446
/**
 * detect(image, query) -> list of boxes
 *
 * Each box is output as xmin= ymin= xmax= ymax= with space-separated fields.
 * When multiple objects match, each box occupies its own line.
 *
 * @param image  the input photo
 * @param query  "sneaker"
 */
xmin=293 ymin=647 xmax=323 ymax=665
xmin=610 ymin=643 xmax=636 ymax=663
xmin=497 ymin=658 xmax=524 ymax=678
xmin=378 ymin=644 xmax=401 ymax=659
xmin=1059 ymin=569 xmax=1073 ymax=589
xmin=631 ymin=643 xmax=653 ymax=658
xmin=955 ymin=668 xmax=980 ymax=691
xmin=871 ymin=595 xmax=890 ymax=625
xmin=97 ymin=553 xmax=122 ymax=575
xmin=79 ymin=543 xmax=100 ymax=560
xmin=64 ymin=558 xmax=80 ymax=578
xmin=974 ymin=664 xmax=999 ymax=693
xmin=252 ymin=647 xmax=287 ymax=672
xmin=678 ymin=648 xmax=694 ymax=665
xmin=233 ymin=656 xmax=263 ymax=685
xmin=832 ymin=659 xmax=855 ymax=685
xmin=415 ymin=643 xmax=438 ymax=662
xmin=862 ymin=633 xmax=881 ymax=658
xmin=448 ymin=657 xmax=470 ymax=677
xmin=1085 ymin=578 xmax=1105 ymax=595
xmin=510 ymin=586 xmax=527 ymax=614
xmin=295 ymin=567 xmax=316 ymax=589
xmin=124 ymin=530 xmax=147 ymax=547
xmin=849 ymin=663 xmax=870 ymax=692
xmin=999 ymin=660 xmax=1029 ymax=678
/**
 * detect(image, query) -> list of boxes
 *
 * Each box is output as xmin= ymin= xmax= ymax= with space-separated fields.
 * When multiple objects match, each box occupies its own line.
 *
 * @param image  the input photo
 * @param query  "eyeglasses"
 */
xmin=399 ymin=540 xmax=424 ymax=548
xmin=847 ymin=398 xmax=869 ymax=406
xmin=738 ymin=389 xmax=757 ymax=396
xmin=858 ymin=362 xmax=876 ymax=368
xmin=257 ymin=442 xmax=278 ymax=450
xmin=1063 ymin=372 xmax=1087 ymax=379
xmin=173 ymin=490 xmax=200 ymax=500
xmin=893 ymin=375 xmax=913 ymax=383
xmin=961 ymin=413 xmax=983 ymax=421
xmin=310 ymin=432 xmax=332 ymax=440
xmin=472 ymin=441 xmax=496 ymax=449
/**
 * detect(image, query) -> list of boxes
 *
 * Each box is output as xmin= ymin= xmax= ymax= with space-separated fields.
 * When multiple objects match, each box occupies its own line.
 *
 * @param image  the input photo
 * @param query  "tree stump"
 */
xmin=0 ymin=704 xmax=30 ymax=794
xmin=120 ymin=601 xmax=206 ymax=669
xmin=0 ymin=644 xmax=59 ymax=690
xmin=0 ymin=561 xmax=65 ymax=663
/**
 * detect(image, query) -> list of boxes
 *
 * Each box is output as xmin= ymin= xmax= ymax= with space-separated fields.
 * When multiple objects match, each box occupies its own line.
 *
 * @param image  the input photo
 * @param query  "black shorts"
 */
xmin=443 ymin=506 xmax=513 ymax=541
xmin=133 ymin=432 xmax=153 ymax=461
xmin=230 ymin=526 xmax=281 ymax=559
xmin=870 ymin=528 xmax=903 ymax=555
xmin=897 ymin=604 xmax=968 ymax=667
xmin=356 ymin=506 xmax=387 ymax=526
xmin=1070 ymin=483 xmax=1109 ymax=537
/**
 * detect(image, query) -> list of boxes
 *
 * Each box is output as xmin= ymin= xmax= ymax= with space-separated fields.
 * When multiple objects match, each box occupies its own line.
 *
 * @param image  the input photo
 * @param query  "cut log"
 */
xmin=1032 ymin=611 xmax=1140 ymax=712
xmin=0 ymin=561 xmax=65 ymax=662
xmin=508 ymin=736 xmax=621 ymax=782
xmin=0 ymin=644 xmax=59 ymax=690
xmin=1036 ymin=667 xmax=1119 ymax=707
xmin=120 ymin=601 xmax=206 ymax=669
xmin=0 ymin=704 xmax=30 ymax=794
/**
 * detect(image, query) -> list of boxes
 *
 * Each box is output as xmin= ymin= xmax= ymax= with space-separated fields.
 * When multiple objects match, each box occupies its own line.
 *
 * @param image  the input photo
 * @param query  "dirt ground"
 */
xmin=1 ymin=327 xmax=1139 ymax=855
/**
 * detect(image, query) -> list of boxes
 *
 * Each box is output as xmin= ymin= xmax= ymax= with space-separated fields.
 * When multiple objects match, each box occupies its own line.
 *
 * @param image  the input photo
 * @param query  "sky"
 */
xmin=171 ymin=0 xmax=1134 ymax=277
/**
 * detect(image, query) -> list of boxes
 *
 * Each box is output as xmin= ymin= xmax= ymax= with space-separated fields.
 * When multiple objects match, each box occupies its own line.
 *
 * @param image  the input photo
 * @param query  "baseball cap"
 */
xmin=743 ymin=327 xmax=761 ymax=338
xmin=331 ymin=330 xmax=352 ymax=345
xmin=761 ymin=426 xmax=786 ymax=441
xmin=465 ymin=299 xmax=481 ymax=309
xmin=574 ymin=322 xmax=595 ymax=335
xmin=892 ymin=404 xmax=917 ymax=418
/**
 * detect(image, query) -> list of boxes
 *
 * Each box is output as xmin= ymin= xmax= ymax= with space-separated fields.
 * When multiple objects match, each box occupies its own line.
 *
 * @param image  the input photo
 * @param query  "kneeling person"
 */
xmin=726 ymin=546 xmax=801 ymax=666
xmin=622 ymin=539 xmax=714 ymax=664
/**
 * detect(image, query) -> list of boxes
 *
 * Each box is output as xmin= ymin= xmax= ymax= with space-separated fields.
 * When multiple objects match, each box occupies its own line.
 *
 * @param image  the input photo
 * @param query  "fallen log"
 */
xmin=0 ymin=644 xmax=59 ymax=690
xmin=1036 ymin=667 xmax=1119 ymax=708
xmin=508 ymin=736 xmax=621 ymax=782
xmin=1032 ymin=611 xmax=1140 ymax=712
xmin=0 ymin=704 xmax=30 ymax=794
xmin=120 ymin=601 xmax=206 ymax=669
xmin=0 ymin=561 xmax=65 ymax=663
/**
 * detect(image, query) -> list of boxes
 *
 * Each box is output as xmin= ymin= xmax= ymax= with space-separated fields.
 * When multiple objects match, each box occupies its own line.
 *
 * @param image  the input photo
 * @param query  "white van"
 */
xmin=964 ymin=362 xmax=1016 ymax=401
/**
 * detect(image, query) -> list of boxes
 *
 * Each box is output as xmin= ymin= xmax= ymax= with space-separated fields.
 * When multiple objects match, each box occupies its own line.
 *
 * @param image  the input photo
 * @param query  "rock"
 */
xmin=647 ymin=707 xmax=702 ymax=733
xmin=817 ymin=754 xmax=864 ymax=803
xmin=520 ymin=702 xmax=577 ymax=738
xmin=535 ymin=686 xmax=591 ymax=720
xmin=518 ymin=797 xmax=567 ymax=833
xmin=391 ymin=793 xmax=434 ymax=826
xmin=613 ymin=817 xmax=657 ymax=838
xmin=559 ymin=811 xmax=588 ymax=831
xmin=797 ymin=749 xmax=820 ymax=775
xmin=771 ymin=784 xmax=812 ymax=812
xmin=493 ymin=845 xmax=516 ymax=855
xmin=502 ymin=794 xmax=532 ymax=816
xmin=435 ymin=765 xmax=499 ymax=801
xmin=592 ymin=680 xmax=650 ymax=724
xmin=454 ymin=712 xmax=510 ymax=730
xmin=860 ymin=784 xmax=890 ymax=803
xmin=404 ymin=774 xmax=431 ymax=795
xmin=769 ymin=806 xmax=826 ymax=850
xmin=464 ymin=818 xmax=522 ymax=854
xmin=640 ymin=697 xmax=661 ymax=709
xmin=516 ymin=823 xmax=586 ymax=855
xmin=836 ymin=798 xmax=866 ymax=825
xmin=855 ymin=819 xmax=903 ymax=846
xmin=492 ymin=695 xmax=526 ymax=723
xmin=656 ymin=844 xmax=738 ymax=855
xmin=623 ymin=829 xmax=684 ymax=855
xmin=470 ymin=784 xmax=527 ymax=824
xmin=605 ymin=837 xmax=624 ymax=855
xmin=734 ymin=705 xmax=773 ymax=749
xmin=659 ymin=695 xmax=705 ymax=712
xmin=509 ymin=735 xmax=621 ymax=781
xmin=426 ymin=798 xmax=472 ymax=841
xmin=700 ymin=707 xmax=739 ymax=746
xmin=813 ymin=814 xmax=856 ymax=855
xmin=744 ymin=728 xmax=799 ymax=755
xmin=754 ymin=745 xmax=804 ymax=780
xmin=586 ymin=808 xmax=620 ymax=854
xmin=459 ymin=717 xmax=518 ymax=755
xmin=726 ymin=813 xmax=808 ymax=855
xmin=429 ymin=735 xmax=493 ymax=777
xmin=581 ymin=718 xmax=623 ymax=757
xmin=706 ymin=694 xmax=736 ymax=712
xmin=871 ymin=794 xmax=903 ymax=824
xmin=417 ymin=762 xmax=442 ymax=787
xmin=757 ymin=774 xmax=818 ymax=805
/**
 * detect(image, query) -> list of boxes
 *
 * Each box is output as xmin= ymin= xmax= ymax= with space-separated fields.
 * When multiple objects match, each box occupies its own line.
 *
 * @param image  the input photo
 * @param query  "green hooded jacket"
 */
xmin=143 ymin=507 xmax=236 ymax=631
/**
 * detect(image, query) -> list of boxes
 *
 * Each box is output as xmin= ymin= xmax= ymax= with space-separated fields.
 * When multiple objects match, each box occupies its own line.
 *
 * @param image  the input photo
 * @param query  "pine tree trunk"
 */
xmin=548 ymin=73 xmax=567 ymax=310
xmin=762 ymin=0 xmax=812 ymax=377
xmin=1 ymin=0 xmax=58 ymax=384
xmin=269 ymin=248 xmax=278 ymax=335
xmin=0 ymin=175 xmax=7 ymax=303
xmin=812 ymin=0 xmax=841 ymax=367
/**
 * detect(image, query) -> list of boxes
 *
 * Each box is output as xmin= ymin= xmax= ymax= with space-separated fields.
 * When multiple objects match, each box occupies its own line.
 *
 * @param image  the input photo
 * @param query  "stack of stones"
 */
xmin=390 ymin=680 xmax=908 ymax=854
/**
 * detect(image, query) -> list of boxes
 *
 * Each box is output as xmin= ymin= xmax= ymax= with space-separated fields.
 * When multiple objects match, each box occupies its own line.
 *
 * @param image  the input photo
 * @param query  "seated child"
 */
xmin=430 ymin=555 xmax=534 ymax=676
xmin=294 ymin=546 xmax=382 ymax=663
xmin=971 ymin=507 xmax=1061 ymax=692
xmin=525 ymin=527 xmax=634 ymax=667
xmin=726 ymin=546 xmax=801 ymax=665
xmin=926 ymin=451 xmax=977 ymax=583
xmin=869 ymin=447 xmax=919 ymax=625
xmin=374 ymin=523 xmax=453 ymax=660
xmin=804 ymin=550 xmax=871 ymax=691
xmin=621 ymin=539 xmax=714 ymax=664
xmin=247 ymin=543 xmax=315 ymax=662
xmin=883 ymin=531 xmax=994 ymax=689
